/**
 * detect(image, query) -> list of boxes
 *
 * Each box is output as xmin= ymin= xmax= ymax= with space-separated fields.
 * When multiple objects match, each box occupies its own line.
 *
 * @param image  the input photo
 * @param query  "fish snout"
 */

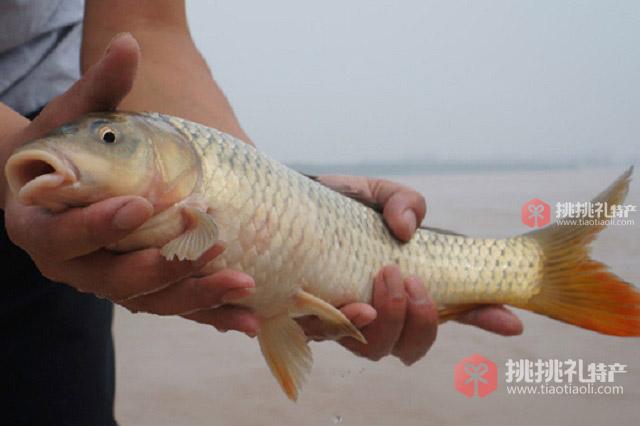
xmin=5 ymin=149 xmax=78 ymax=210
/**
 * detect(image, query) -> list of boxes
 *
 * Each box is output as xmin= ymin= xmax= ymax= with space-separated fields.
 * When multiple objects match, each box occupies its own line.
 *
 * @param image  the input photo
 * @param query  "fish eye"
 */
xmin=99 ymin=127 xmax=117 ymax=144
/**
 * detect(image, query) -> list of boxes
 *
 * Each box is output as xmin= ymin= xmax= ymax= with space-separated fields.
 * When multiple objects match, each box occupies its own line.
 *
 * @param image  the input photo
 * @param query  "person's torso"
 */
xmin=0 ymin=0 xmax=84 ymax=115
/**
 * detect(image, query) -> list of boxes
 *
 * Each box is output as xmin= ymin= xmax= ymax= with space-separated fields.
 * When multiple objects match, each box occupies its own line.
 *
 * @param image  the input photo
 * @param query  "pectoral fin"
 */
xmin=161 ymin=207 xmax=218 ymax=261
xmin=293 ymin=290 xmax=366 ymax=344
xmin=258 ymin=315 xmax=312 ymax=401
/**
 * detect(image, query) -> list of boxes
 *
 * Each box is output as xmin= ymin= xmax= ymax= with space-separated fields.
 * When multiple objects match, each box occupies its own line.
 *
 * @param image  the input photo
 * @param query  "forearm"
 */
xmin=0 ymin=104 xmax=30 ymax=206
xmin=82 ymin=0 xmax=251 ymax=144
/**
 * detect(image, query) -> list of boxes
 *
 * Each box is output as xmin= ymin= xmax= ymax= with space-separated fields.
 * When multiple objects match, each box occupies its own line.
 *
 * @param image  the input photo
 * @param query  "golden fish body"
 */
xmin=163 ymin=114 xmax=542 ymax=313
xmin=5 ymin=112 xmax=639 ymax=400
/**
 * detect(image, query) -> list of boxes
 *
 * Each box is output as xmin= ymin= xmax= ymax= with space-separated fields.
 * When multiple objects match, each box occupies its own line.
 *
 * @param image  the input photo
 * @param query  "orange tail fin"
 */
xmin=520 ymin=167 xmax=640 ymax=336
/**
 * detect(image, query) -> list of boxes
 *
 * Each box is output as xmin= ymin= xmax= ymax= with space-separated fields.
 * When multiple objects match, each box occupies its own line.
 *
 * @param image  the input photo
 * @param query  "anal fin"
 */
xmin=258 ymin=315 xmax=312 ymax=401
xmin=293 ymin=290 xmax=366 ymax=344
xmin=161 ymin=207 xmax=218 ymax=261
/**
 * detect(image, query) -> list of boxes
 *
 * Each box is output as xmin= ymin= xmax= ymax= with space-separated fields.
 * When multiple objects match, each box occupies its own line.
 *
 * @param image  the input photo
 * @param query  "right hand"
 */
xmin=301 ymin=176 xmax=523 ymax=364
xmin=2 ymin=34 xmax=259 ymax=336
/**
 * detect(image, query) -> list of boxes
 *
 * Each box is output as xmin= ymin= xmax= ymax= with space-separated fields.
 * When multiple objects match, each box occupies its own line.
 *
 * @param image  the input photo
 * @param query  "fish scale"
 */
xmin=155 ymin=112 xmax=546 ymax=311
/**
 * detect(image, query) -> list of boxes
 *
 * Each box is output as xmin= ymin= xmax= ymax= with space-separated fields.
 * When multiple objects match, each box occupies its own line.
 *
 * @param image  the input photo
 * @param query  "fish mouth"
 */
xmin=5 ymin=149 xmax=78 ymax=209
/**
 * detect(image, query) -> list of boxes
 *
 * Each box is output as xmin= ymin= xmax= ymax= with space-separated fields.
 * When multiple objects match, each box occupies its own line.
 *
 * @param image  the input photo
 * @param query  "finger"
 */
xmin=456 ymin=305 xmax=524 ymax=336
xmin=381 ymin=190 xmax=427 ymax=242
xmin=314 ymin=175 xmax=373 ymax=206
xmin=23 ymin=33 xmax=140 ymax=140
xmin=340 ymin=303 xmax=377 ymax=328
xmin=365 ymin=179 xmax=426 ymax=241
xmin=391 ymin=277 xmax=438 ymax=365
xmin=297 ymin=303 xmax=376 ymax=341
xmin=315 ymin=175 xmax=426 ymax=242
xmin=120 ymin=269 xmax=255 ymax=315
xmin=183 ymin=306 xmax=260 ymax=336
xmin=339 ymin=265 xmax=407 ymax=360
xmin=57 ymin=244 xmax=224 ymax=300
xmin=6 ymin=195 xmax=153 ymax=261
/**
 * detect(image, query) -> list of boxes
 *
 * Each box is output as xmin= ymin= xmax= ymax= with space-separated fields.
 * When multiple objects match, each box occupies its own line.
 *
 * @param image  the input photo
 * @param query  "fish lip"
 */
xmin=5 ymin=149 xmax=78 ymax=206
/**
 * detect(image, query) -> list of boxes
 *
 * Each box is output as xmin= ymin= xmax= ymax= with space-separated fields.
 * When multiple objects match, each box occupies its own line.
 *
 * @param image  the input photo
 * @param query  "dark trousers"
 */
xmin=1 ymin=108 xmax=116 ymax=425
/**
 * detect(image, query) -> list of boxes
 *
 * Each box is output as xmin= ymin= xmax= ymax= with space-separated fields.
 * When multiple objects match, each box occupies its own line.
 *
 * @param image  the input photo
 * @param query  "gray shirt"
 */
xmin=0 ymin=0 xmax=84 ymax=116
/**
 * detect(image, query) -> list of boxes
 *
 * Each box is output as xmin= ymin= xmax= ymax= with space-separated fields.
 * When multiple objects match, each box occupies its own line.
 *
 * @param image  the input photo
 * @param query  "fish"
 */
xmin=5 ymin=112 xmax=640 ymax=401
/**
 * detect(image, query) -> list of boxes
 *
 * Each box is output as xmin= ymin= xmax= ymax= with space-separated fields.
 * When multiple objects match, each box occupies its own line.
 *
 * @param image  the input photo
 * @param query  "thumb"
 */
xmin=22 ymin=33 xmax=140 ymax=141
xmin=5 ymin=195 xmax=153 ymax=261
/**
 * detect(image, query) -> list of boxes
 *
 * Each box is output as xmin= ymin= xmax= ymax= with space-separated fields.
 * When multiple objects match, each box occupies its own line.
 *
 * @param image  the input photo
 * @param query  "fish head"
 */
xmin=5 ymin=112 xmax=200 ymax=212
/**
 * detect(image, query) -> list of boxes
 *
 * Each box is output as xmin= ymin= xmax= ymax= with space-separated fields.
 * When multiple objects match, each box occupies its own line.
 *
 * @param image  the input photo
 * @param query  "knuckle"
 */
xmin=366 ymin=350 xmax=386 ymax=362
xmin=36 ymin=262 xmax=62 ymax=282
xmin=120 ymin=301 xmax=143 ymax=314
xmin=12 ymin=226 xmax=68 ymax=264
xmin=357 ymin=339 xmax=389 ymax=361
xmin=201 ymin=314 xmax=227 ymax=331
xmin=6 ymin=222 xmax=43 ymax=257
xmin=394 ymin=341 xmax=430 ymax=366
xmin=401 ymin=353 xmax=421 ymax=366
xmin=368 ymin=178 xmax=390 ymax=201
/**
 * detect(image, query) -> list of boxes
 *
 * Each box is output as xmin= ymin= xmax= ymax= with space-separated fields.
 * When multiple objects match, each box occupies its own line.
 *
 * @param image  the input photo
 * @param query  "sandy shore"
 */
xmin=113 ymin=167 xmax=640 ymax=425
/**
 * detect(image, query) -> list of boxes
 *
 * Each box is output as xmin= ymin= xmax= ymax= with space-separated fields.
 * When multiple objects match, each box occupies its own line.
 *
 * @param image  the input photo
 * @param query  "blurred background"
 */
xmin=187 ymin=0 xmax=639 ymax=171
xmin=115 ymin=2 xmax=639 ymax=425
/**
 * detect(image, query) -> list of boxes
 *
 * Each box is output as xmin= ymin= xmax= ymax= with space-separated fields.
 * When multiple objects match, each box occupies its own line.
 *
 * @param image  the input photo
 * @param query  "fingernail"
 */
xmin=384 ymin=269 xmax=405 ymax=300
xmin=352 ymin=313 xmax=372 ymax=328
xmin=104 ymin=32 xmax=132 ymax=56
xmin=406 ymin=277 xmax=428 ymax=305
xmin=112 ymin=198 xmax=151 ymax=230
xmin=401 ymin=209 xmax=417 ymax=232
xmin=221 ymin=287 xmax=255 ymax=304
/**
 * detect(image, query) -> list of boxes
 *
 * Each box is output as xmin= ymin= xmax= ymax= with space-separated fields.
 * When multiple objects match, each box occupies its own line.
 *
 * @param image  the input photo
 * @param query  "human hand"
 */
xmin=2 ymin=33 xmax=259 ymax=336
xmin=300 ymin=176 xmax=523 ymax=364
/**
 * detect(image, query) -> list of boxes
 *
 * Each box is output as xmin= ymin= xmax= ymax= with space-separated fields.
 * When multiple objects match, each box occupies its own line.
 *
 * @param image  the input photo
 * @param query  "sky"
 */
xmin=186 ymin=1 xmax=639 ymax=167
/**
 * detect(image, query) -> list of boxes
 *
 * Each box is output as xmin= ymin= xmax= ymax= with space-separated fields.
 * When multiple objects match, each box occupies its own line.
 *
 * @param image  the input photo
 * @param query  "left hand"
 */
xmin=2 ymin=34 xmax=260 ymax=337
xmin=298 ymin=176 xmax=523 ymax=365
